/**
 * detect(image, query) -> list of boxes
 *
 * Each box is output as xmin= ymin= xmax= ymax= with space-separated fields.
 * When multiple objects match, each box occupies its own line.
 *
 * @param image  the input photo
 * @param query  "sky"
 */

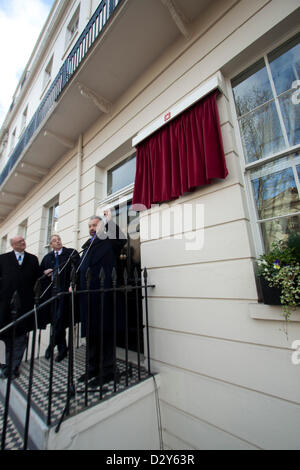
xmin=0 ymin=0 xmax=54 ymax=128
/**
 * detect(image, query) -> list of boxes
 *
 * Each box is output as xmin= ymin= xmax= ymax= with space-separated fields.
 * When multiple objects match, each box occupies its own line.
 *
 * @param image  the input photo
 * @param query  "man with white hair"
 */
xmin=40 ymin=234 xmax=80 ymax=362
xmin=0 ymin=236 xmax=39 ymax=379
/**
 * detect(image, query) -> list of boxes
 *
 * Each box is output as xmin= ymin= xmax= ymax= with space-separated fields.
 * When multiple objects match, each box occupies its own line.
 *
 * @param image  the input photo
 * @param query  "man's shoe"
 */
xmin=45 ymin=346 xmax=52 ymax=360
xmin=55 ymin=349 xmax=68 ymax=363
xmin=89 ymin=369 xmax=120 ymax=388
xmin=0 ymin=364 xmax=6 ymax=378
xmin=1 ymin=367 xmax=20 ymax=380
xmin=78 ymin=369 xmax=98 ymax=383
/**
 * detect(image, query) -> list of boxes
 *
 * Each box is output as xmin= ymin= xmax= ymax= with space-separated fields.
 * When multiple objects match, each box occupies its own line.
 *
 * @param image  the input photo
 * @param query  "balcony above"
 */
xmin=0 ymin=0 xmax=212 ymax=222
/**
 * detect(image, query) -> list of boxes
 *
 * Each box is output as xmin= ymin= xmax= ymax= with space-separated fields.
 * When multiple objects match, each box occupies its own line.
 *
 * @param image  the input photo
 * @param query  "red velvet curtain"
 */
xmin=132 ymin=90 xmax=228 ymax=209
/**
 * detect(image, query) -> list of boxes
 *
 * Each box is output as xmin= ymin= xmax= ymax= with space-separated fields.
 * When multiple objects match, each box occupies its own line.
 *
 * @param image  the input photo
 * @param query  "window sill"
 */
xmin=249 ymin=303 xmax=300 ymax=322
xmin=98 ymin=183 xmax=135 ymax=209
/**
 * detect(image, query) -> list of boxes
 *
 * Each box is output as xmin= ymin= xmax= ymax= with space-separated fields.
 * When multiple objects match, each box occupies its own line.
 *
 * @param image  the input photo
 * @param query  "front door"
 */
xmin=110 ymin=200 xmax=143 ymax=353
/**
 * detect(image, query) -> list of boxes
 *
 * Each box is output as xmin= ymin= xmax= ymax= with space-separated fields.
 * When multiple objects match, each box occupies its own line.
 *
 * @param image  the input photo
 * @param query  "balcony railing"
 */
xmin=0 ymin=264 xmax=153 ymax=450
xmin=0 ymin=0 xmax=122 ymax=188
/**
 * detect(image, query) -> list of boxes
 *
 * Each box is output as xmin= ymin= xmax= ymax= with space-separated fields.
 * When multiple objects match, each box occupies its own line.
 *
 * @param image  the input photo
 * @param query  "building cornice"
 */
xmin=0 ymin=0 xmax=71 ymax=143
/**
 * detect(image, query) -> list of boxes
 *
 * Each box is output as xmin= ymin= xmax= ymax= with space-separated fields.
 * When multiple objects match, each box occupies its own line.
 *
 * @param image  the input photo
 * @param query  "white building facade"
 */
xmin=0 ymin=0 xmax=300 ymax=450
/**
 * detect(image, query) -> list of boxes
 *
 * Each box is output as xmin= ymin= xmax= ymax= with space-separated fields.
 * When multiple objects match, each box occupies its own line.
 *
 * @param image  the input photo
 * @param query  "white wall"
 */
xmin=47 ymin=377 xmax=161 ymax=450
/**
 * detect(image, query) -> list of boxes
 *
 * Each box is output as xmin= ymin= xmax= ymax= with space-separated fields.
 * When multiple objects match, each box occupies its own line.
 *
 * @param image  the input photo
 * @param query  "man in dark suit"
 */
xmin=0 ymin=236 xmax=40 ymax=379
xmin=79 ymin=210 xmax=126 ymax=386
xmin=40 ymin=234 xmax=80 ymax=362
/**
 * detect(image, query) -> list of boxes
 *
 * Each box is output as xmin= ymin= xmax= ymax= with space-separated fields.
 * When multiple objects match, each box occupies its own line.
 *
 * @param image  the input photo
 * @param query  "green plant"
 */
xmin=257 ymin=234 xmax=300 ymax=320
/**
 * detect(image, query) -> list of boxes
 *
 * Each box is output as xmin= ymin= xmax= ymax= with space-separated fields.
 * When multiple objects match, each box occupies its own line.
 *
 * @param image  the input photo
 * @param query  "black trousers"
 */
xmin=4 ymin=334 xmax=27 ymax=373
xmin=49 ymin=301 xmax=67 ymax=353
xmin=53 ymin=326 xmax=67 ymax=353
xmin=88 ymin=330 xmax=114 ymax=378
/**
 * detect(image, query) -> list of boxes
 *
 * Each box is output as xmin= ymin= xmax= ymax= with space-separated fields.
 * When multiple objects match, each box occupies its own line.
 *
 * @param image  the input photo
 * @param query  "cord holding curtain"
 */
xmin=132 ymin=90 xmax=228 ymax=210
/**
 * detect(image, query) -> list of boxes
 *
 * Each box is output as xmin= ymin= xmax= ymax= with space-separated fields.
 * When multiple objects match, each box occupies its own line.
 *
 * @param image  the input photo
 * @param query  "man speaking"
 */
xmin=78 ymin=210 xmax=126 ymax=387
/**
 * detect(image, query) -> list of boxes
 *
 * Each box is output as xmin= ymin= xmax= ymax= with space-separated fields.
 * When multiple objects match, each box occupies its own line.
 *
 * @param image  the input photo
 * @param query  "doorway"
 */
xmin=109 ymin=199 xmax=143 ymax=354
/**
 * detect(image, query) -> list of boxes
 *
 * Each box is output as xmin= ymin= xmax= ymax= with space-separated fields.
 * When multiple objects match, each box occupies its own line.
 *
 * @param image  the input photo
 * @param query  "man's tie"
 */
xmin=54 ymin=251 xmax=59 ymax=269
xmin=18 ymin=255 xmax=22 ymax=266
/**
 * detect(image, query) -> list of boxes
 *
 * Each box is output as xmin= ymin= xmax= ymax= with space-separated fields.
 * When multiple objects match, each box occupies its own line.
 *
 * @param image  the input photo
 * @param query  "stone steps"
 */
xmin=0 ymin=345 xmax=153 ymax=450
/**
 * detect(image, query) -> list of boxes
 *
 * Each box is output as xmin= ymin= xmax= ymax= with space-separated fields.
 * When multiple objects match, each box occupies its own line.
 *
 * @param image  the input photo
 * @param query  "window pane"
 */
xmin=239 ymin=101 xmax=285 ymax=163
xmin=251 ymin=157 xmax=300 ymax=219
xmin=19 ymin=219 xmax=28 ymax=239
xmin=278 ymin=90 xmax=300 ymax=146
xmin=269 ymin=34 xmax=300 ymax=96
xmin=52 ymin=203 xmax=59 ymax=235
xmin=232 ymin=59 xmax=273 ymax=117
xmin=54 ymin=203 xmax=59 ymax=221
xmin=297 ymin=164 xmax=300 ymax=182
xmin=1 ymin=236 xmax=7 ymax=254
xmin=107 ymin=155 xmax=136 ymax=195
xmin=47 ymin=206 xmax=53 ymax=243
xmin=260 ymin=214 xmax=300 ymax=253
xmin=46 ymin=203 xmax=59 ymax=246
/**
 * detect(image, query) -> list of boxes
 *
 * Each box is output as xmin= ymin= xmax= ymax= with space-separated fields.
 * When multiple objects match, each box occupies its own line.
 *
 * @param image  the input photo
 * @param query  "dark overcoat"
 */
xmin=0 ymin=251 xmax=40 ymax=336
xmin=39 ymin=247 xmax=80 ymax=329
xmin=79 ymin=225 xmax=126 ymax=338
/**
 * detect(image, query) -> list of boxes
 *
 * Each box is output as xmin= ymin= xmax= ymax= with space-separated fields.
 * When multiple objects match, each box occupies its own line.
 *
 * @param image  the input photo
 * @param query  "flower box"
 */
xmin=257 ymin=276 xmax=282 ymax=306
xmin=256 ymin=235 xmax=300 ymax=318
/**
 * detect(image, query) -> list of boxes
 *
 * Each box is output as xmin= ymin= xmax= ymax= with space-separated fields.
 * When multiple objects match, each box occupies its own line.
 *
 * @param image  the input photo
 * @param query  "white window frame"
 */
xmin=65 ymin=5 xmax=80 ymax=49
xmin=18 ymin=219 xmax=28 ymax=239
xmin=228 ymin=31 xmax=300 ymax=256
xmin=43 ymin=55 xmax=53 ymax=92
xmin=105 ymin=149 xmax=137 ymax=199
xmin=20 ymin=105 xmax=28 ymax=136
xmin=1 ymin=235 xmax=7 ymax=254
xmin=45 ymin=199 xmax=59 ymax=252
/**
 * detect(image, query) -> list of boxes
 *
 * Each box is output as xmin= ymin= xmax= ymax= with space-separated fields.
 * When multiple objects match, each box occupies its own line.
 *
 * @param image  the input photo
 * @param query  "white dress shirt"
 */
xmin=14 ymin=251 xmax=25 ymax=265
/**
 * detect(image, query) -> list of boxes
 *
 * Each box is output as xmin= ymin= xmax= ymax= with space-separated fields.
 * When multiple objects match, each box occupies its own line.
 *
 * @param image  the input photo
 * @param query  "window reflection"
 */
xmin=260 ymin=214 xmax=300 ymax=252
xmin=232 ymin=59 xmax=273 ymax=117
xmin=107 ymin=154 xmax=136 ymax=196
xmin=232 ymin=33 xmax=300 ymax=253
xmin=46 ymin=201 xmax=59 ymax=252
xmin=269 ymin=34 xmax=300 ymax=96
xmin=239 ymin=101 xmax=285 ymax=162
xmin=279 ymin=90 xmax=300 ymax=147
xmin=251 ymin=159 xmax=299 ymax=219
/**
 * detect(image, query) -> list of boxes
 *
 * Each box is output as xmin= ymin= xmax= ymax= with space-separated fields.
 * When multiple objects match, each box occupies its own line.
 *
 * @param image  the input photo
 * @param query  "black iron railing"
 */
xmin=0 ymin=264 xmax=153 ymax=450
xmin=0 ymin=0 xmax=122 ymax=187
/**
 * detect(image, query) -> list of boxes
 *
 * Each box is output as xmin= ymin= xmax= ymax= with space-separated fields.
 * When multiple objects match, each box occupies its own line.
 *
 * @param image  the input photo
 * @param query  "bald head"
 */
xmin=10 ymin=236 xmax=26 ymax=252
xmin=88 ymin=217 xmax=101 ymax=237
